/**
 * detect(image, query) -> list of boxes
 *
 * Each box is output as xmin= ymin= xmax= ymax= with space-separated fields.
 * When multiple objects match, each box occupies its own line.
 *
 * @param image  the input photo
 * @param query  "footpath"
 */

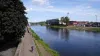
xmin=14 ymin=30 xmax=39 ymax=56
xmin=14 ymin=27 xmax=52 ymax=56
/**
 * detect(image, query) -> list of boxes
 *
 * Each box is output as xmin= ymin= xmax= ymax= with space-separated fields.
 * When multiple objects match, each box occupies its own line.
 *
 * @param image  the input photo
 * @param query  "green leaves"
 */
xmin=1 ymin=0 xmax=28 ymax=42
xmin=60 ymin=16 xmax=70 ymax=25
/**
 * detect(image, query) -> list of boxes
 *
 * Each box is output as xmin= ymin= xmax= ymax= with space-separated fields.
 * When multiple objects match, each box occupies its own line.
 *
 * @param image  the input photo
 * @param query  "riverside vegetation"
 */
xmin=30 ymin=29 xmax=59 ymax=56
xmin=50 ymin=25 xmax=100 ymax=32
xmin=0 ymin=0 xmax=28 ymax=48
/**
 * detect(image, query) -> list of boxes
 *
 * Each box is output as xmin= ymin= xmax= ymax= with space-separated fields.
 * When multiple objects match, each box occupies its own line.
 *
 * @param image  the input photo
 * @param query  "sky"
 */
xmin=22 ymin=0 xmax=100 ymax=22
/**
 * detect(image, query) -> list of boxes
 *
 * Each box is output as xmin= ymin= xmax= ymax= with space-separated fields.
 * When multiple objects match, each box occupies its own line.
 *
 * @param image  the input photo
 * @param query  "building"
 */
xmin=69 ymin=21 xmax=89 ymax=27
xmin=46 ymin=19 xmax=59 ymax=25
xmin=69 ymin=21 xmax=77 ymax=26
xmin=91 ymin=22 xmax=100 ymax=27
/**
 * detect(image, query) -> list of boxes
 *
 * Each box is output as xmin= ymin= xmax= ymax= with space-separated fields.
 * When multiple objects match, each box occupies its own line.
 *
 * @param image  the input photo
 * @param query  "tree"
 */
xmin=60 ymin=16 xmax=70 ymax=25
xmin=61 ymin=17 xmax=65 ymax=24
xmin=0 ymin=0 xmax=28 ymax=43
xmin=64 ymin=16 xmax=70 ymax=26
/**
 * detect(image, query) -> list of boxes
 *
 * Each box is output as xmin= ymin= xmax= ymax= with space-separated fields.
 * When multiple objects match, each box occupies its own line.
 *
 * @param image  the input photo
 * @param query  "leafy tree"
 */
xmin=64 ymin=16 xmax=70 ymax=26
xmin=0 ymin=0 xmax=28 ymax=43
xmin=61 ymin=17 xmax=65 ymax=24
xmin=60 ymin=16 xmax=70 ymax=25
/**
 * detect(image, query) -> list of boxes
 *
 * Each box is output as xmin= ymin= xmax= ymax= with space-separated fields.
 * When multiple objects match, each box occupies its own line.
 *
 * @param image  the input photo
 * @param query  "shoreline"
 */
xmin=49 ymin=25 xmax=100 ymax=32
xmin=30 ymin=28 xmax=60 ymax=56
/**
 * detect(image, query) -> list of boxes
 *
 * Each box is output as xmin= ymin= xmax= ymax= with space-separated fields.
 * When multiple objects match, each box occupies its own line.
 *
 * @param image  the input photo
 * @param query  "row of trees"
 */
xmin=30 ymin=21 xmax=46 ymax=26
xmin=60 ymin=16 xmax=70 ymax=26
xmin=0 ymin=0 xmax=28 ymax=43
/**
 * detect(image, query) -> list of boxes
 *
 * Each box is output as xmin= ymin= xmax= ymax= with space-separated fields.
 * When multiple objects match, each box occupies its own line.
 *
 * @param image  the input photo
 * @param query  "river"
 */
xmin=31 ymin=26 xmax=100 ymax=56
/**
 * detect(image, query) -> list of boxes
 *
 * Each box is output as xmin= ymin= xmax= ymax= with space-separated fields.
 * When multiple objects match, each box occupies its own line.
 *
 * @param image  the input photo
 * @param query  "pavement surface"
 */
xmin=14 ymin=31 xmax=39 ymax=56
xmin=14 ymin=27 xmax=52 ymax=56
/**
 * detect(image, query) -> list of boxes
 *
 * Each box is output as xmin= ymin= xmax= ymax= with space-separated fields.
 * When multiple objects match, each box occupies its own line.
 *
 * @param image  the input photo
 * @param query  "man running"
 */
xmin=30 ymin=46 xmax=34 ymax=52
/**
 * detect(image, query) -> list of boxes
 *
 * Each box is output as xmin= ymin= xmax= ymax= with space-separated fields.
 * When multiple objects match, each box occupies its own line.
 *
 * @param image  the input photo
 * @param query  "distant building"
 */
xmin=91 ymin=22 xmax=100 ymax=27
xmin=69 ymin=21 xmax=77 ymax=26
xmin=46 ymin=19 xmax=59 ymax=25
xmin=69 ymin=21 xmax=89 ymax=27
xmin=76 ymin=21 xmax=88 ymax=27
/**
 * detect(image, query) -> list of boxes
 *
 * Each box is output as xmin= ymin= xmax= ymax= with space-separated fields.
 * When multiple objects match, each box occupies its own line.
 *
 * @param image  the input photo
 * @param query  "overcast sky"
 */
xmin=22 ymin=0 xmax=100 ymax=22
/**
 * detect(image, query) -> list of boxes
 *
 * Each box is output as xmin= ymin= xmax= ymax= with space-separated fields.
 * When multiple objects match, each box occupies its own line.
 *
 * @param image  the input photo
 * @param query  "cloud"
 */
xmin=25 ymin=8 xmax=33 ymax=12
xmin=24 ymin=0 xmax=100 ymax=22
xmin=25 ymin=7 xmax=69 ymax=13
xmin=25 ymin=4 xmax=100 ymax=18
xmin=47 ymin=6 xmax=54 ymax=8
xmin=32 ymin=0 xmax=54 ymax=9
xmin=86 ymin=6 xmax=92 ymax=9
xmin=32 ymin=0 xmax=50 ymax=6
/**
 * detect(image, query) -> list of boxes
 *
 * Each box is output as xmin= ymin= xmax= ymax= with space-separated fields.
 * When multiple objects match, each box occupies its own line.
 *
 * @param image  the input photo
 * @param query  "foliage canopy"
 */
xmin=60 ymin=16 xmax=70 ymax=25
xmin=0 ymin=0 xmax=28 ymax=43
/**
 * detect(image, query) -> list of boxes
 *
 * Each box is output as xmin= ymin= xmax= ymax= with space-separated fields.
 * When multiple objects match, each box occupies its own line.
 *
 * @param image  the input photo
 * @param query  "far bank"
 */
xmin=49 ymin=25 xmax=100 ymax=32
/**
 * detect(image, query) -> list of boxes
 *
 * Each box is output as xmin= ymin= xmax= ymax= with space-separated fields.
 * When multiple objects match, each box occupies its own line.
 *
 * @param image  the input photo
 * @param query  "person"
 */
xmin=30 ymin=46 xmax=34 ymax=52
xmin=27 ymin=27 xmax=29 ymax=33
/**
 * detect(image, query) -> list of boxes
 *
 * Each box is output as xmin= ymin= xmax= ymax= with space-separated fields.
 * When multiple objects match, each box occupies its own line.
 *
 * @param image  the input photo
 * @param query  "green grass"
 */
xmin=49 ymin=25 xmax=66 ymax=28
xmin=30 ymin=29 xmax=42 ymax=56
xmin=30 ymin=29 xmax=60 ymax=56
xmin=34 ymin=40 xmax=42 ymax=56
xmin=49 ymin=25 xmax=100 ymax=32
xmin=38 ymin=40 xmax=59 ymax=56
xmin=67 ymin=26 xmax=100 ymax=32
xmin=31 ymin=29 xmax=41 ymax=40
xmin=86 ymin=27 xmax=100 ymax=32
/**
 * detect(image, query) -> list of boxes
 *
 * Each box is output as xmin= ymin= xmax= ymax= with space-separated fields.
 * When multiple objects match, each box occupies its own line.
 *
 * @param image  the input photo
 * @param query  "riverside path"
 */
xmin=14 ymin=29 xmax=39 ymax=56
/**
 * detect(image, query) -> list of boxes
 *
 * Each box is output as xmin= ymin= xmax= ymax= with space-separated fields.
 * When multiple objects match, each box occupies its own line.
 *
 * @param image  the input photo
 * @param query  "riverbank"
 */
xmin=30 ymin=29 xmax=59 ymax=56
xmin=49 ymin=25 xmax=100 ymax=32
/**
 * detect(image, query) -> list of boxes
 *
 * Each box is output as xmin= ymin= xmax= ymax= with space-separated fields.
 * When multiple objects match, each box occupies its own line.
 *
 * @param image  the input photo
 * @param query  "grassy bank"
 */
xmin=30 ymin=29 xmax=59 ymax=56
xmin=30 ymin=29 xmax=42 ymax=56
xmin=49 ymin=25 xmax=100 ymax=32
xmin=49 ymin=25 xmax=66 ymax=28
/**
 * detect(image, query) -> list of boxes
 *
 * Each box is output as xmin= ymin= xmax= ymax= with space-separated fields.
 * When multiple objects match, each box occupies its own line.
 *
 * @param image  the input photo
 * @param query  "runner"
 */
xmin=30 ymin=46 xmax=34 ymax=52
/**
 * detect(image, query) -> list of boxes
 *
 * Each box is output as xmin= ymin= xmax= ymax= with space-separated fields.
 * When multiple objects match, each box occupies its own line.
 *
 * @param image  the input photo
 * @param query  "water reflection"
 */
xmin=59 ymin=28 xmax=69 ymax=41
xmin=32 ymin=26 xmax=100 ymax=56
xmin=46 ymin=26 xmax=69 ymax=41
xmin=46 ymin=26 xmax=59 ymax=32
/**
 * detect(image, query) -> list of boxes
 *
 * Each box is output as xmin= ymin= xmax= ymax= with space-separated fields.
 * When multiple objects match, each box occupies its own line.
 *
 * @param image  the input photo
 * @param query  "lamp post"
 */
xmin=67 ymin=12 xmax=69 ymax=17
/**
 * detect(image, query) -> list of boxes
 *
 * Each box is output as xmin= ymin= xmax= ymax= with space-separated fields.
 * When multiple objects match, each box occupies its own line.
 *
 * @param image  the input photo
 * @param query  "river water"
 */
xmin=31 ymin=26 xmax=100 ymax=56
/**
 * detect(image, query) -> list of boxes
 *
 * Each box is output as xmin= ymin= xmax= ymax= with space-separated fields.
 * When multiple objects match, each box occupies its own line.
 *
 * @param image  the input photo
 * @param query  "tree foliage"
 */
xmin=64 ymin=16 xmax=70 ymax=25
xmin=0 ymin=0 xmax=28 ymax=43
xmin=61 ymin=17 xmax=65 ymax=24
xmin=60 ymin=16 xmax=70 ymax=25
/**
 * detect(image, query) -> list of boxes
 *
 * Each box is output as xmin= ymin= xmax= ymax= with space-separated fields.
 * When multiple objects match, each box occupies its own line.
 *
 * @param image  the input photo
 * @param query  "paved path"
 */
xmin=14 ymin=31 xmax=39 ymax=56
xmin=14 ymin=27 xmax=52 ymax=56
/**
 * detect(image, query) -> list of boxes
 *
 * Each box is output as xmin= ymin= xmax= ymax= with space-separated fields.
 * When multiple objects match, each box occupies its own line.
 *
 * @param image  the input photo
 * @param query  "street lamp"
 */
xmin=67 ymin=12 xmax=69 ymax=17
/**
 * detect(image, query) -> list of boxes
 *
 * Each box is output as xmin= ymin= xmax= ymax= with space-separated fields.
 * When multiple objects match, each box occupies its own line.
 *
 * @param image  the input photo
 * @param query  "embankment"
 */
xmin=49 ymin=25 xmax=100 ymax=32
xmin=30 ymin=28 xmax=59 ymax=56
